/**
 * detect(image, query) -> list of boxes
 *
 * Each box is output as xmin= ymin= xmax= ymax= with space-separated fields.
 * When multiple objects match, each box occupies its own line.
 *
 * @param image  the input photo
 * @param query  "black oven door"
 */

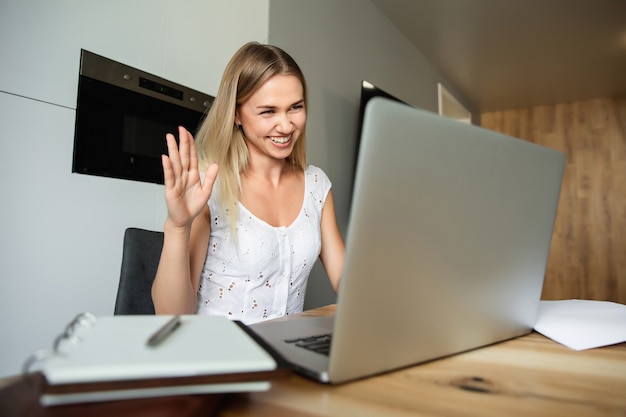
xmin=72 ymin=75 xmax=208 ymax=185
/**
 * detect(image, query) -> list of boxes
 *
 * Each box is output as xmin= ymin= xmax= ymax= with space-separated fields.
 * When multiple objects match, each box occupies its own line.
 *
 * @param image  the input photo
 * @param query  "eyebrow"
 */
xmin=256 ymin=99 xmax=305 ymax=110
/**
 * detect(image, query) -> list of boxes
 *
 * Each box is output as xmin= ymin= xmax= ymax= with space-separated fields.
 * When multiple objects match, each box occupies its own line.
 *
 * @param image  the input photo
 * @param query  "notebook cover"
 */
xmin=0 ymin=372 xmax=225 ymax=417
xmin=36 ymin=315 xmax=278 ymax=385
xmin=17 ymin=315 xmax=291 ymax=406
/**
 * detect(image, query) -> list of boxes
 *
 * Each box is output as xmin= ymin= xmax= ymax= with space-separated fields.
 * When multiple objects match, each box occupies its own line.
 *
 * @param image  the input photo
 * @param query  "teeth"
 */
xmin=269 ymin=136 xmax=290 ymax=144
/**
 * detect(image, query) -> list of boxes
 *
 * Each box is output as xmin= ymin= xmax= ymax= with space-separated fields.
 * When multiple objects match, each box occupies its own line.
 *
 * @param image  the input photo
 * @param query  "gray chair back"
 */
xmin=114 ymin=227 xmax=164 ymax=315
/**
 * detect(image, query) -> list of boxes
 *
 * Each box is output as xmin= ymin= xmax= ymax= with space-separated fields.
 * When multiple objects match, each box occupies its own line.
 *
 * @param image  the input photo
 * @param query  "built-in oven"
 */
xmin=72 ymin=49 xmax=214 ymax=184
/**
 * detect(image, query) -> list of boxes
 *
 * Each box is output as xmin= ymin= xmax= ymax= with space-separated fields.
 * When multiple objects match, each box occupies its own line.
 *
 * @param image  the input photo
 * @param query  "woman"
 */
xmin=151 ymin=42 xmax=345 ymax=324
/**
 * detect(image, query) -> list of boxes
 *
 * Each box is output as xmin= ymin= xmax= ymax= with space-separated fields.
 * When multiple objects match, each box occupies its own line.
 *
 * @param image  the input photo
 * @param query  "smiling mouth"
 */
xmin=269 ymin=135 xmax=291 ymax=144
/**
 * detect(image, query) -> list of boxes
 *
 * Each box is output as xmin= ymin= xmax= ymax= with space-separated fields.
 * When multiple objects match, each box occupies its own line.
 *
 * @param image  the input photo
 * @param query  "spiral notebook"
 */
xmin=22 ymin=313 xmax=287 ymax=406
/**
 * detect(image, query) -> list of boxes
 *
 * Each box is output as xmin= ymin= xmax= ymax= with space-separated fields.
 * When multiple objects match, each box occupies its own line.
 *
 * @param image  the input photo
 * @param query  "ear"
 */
xmin=234 ymin=111 xmax=241 ymax=127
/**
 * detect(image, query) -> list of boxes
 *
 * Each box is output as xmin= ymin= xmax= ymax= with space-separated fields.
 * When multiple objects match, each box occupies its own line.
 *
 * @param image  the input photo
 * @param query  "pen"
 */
xmin=147 ymin=315 xmax=181 ymax=347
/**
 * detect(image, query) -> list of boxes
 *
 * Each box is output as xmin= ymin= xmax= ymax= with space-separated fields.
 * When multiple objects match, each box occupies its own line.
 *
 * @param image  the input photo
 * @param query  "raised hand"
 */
xmin=161 ymin=126 xmax=219 ymax=228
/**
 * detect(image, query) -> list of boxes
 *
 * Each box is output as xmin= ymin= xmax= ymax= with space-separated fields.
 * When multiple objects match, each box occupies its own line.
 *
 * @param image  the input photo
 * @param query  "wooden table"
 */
xmin=216 ymin=305 xmax=626 ymax=417
xmin=2 ymin=305 xmax=624 ymax=416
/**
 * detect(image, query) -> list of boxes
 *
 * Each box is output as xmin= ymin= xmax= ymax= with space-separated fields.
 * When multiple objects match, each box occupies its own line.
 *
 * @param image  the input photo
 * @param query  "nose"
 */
xmin=276 ymin=113 xmax=293 ymax=133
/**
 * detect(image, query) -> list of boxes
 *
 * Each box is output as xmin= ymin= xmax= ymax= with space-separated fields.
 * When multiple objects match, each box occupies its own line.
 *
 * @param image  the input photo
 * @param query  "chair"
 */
xmin=114 ymin=227 xmax=164 ymax=315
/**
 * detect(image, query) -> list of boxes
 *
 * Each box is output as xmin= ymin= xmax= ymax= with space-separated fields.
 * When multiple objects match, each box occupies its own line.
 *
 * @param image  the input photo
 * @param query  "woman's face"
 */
xmin=235 ymin=74 xmax=306 ymax=162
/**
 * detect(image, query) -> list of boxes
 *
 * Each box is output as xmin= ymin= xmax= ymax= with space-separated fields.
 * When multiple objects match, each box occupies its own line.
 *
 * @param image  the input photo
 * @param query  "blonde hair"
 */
xmin=195 ymin=42 xmax=308 ymax=231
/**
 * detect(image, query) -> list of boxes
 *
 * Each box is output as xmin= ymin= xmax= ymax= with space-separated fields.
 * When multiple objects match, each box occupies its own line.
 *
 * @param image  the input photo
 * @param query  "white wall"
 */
xmin=0 ymin=0 xmax=269 ymax=378
xmin=268 ymin=0 xmax=476 ymax=308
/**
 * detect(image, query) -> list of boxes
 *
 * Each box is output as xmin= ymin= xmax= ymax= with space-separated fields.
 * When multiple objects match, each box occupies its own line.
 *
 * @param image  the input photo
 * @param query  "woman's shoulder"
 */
xmin=304 ymin=165 xmax=332 ymax=196
xmin=304 ymin=164 xmax=329 ymax=178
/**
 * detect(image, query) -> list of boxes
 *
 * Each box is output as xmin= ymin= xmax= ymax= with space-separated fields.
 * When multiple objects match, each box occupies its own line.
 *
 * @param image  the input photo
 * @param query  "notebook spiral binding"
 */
xmin=22 ymin=312 xmax=98 ymax=375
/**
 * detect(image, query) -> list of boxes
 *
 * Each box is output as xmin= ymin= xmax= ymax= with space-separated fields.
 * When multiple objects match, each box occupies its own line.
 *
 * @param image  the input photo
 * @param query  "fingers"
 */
xmin=164 ymin=127 xmax=197 ymax=179
xmin=161 ymin=154 xmax=174 ymax=189
xmin=202 ymin=163 xmax=219 ymax=195
xmin=177 ymin=126 xmax=191 ymax=172
xmin=188 ymin=130 xmax=199 ymax=171
xmin=161 ymin=127 xmax=209 ymax=227
xmin=165 ymin=133 xmax=181 ymax=178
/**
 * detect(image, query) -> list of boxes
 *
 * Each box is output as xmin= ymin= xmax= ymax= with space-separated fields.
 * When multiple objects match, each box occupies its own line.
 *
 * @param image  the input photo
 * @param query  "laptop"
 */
xmin=249 ymin=97 xmax=565 ymax=384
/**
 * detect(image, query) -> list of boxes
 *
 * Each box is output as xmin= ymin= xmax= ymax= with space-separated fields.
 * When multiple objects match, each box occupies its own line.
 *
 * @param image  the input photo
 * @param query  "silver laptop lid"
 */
xmin=328 ymin=97 xmax=565 ymax=383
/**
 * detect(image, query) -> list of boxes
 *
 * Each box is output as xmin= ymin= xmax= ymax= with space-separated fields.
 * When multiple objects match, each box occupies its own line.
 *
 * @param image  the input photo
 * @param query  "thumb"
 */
xmin=201 ymin=163 xmax=219 ymax=196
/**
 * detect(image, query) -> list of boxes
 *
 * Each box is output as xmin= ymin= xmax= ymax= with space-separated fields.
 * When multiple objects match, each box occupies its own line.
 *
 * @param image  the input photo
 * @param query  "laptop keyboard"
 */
xmin=285 ymin=334 xmax=332 ymax=356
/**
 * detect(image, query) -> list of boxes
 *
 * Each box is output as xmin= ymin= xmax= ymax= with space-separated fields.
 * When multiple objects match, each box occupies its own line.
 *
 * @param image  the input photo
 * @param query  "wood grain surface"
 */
xmin=482 ymin=97 xmax=626 ymax=304
xmin=216 ymin=305 xmax=626 ymax=417
xmin=2 ymin=305 xmax=625 ymax=416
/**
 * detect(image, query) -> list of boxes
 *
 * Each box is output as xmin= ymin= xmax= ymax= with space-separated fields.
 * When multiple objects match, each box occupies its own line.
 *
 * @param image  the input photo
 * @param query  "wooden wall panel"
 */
xmin=481 ymin=98 xmax=626 ymax=304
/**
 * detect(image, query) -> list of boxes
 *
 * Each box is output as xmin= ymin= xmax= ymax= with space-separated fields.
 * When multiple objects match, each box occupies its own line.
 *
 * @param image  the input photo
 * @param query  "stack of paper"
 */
xmin=534 ymin=299 xmax=626 ymax=350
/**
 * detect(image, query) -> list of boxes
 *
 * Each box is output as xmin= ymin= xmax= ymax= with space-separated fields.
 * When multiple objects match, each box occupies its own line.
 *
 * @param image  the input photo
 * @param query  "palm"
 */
xmin=162 ymin=127 xmax=218 ymax=228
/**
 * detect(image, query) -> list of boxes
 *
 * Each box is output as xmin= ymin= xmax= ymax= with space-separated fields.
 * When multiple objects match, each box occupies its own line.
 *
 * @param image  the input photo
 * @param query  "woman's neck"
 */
xmin=244 ymin=157 xmax=293 ymax=188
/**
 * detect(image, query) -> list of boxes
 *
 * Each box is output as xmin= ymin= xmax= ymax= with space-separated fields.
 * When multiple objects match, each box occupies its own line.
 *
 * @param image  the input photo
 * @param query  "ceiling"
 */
xmin=370 ymin=0 xmax=626 ymax=113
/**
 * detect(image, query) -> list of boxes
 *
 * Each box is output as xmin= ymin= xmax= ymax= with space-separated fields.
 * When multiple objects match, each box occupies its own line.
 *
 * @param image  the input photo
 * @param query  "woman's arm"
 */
xmin=319 ymin=190 xmax=345 ymax=293
xmin=152 ymin=209 xmax=211 ymax=314
xmin=151 ymin=127 xmax=218 ymax=314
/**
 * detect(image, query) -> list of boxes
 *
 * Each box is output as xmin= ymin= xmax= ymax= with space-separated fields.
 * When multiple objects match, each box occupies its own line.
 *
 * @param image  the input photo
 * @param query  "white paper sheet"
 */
xmin=534 ymin=299 xmax=626 ymax=350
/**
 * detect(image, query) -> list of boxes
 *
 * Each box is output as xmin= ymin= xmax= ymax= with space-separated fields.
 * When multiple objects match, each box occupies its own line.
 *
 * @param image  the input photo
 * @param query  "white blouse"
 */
xmin=196 ymin=165 xmax=331 ymax=324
